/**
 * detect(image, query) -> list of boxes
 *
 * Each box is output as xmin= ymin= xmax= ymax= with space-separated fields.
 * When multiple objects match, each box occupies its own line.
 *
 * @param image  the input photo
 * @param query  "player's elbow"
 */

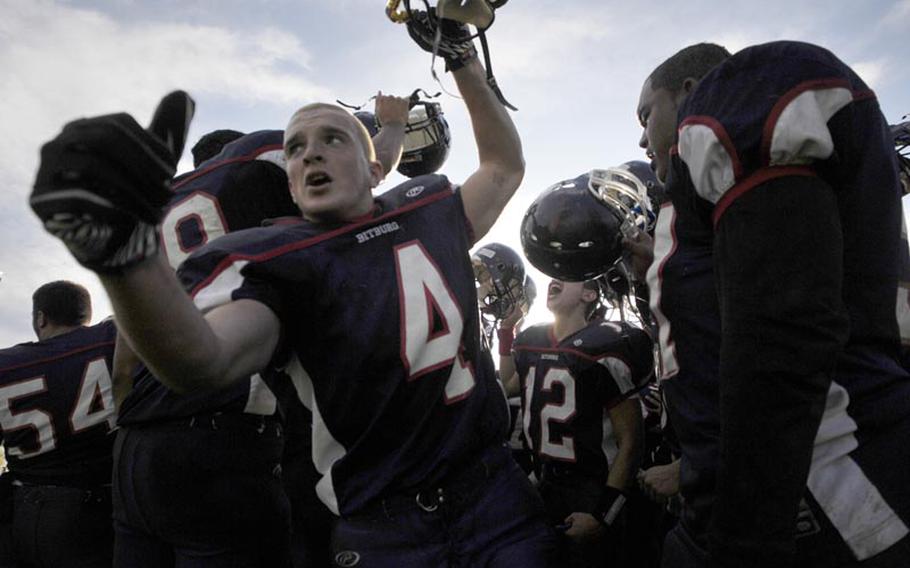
xmin=491 ymin=158 xmax=526 ymax=200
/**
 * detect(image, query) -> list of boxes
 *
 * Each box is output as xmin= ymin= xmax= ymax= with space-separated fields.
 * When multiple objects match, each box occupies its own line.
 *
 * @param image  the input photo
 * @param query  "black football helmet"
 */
xmin=387 ymin=0 xmax=509 ymax=35
xmin=620 ymin=160 xmax=666 ymax=219
xmin=521 ymin=170 xmax=647 ymax=282
xmin=472 ymin=242 xmax=525 ymax=320
xmin=520 ymin=274 xmax=536 ymax=316
xmin=353 ymin=111 xmax=380 ymax=138
xmin=588 ymin=164 xmax=657 ymax=235
xmin=397 ymin=101 xmax=451 ymax=178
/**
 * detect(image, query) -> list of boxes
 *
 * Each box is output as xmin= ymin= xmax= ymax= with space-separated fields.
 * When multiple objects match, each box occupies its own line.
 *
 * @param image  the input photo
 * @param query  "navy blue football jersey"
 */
xmin=647 ymin=41 xmax=910 ymax=560
xmin=174 ymin=174 xmax=508 ymax=516
xmin=512 ymin=320 xmax=653 ymax=480
xmin=0 ymin=321 xmax=117 ymax=487
xmin=119 ymin=130 xmax=301 ymax=425
xmin=160 ymin=129 xmax=298 ymax=269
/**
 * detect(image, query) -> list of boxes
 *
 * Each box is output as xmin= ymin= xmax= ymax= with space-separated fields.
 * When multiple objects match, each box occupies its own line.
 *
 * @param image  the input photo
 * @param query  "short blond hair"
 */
xmin=288 ymin=103 xmax=376 ymax=162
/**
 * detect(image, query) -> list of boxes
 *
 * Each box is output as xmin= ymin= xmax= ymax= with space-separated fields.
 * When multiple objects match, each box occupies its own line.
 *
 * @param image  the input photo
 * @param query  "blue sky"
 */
xmin=1 ymin=0 xmax=908 ymax=345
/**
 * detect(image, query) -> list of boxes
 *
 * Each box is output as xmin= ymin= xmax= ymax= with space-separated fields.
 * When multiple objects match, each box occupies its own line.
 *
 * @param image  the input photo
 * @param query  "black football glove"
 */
xmin=406 ymin=9 xmax=477 ymax=72
xmin=30 ymin=91 xmax=195 ymax=273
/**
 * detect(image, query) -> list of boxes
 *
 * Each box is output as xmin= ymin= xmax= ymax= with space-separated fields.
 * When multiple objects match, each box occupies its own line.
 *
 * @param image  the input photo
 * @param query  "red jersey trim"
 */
xmin=0 ymin=341 xmax=115 ymax=374
xmin=190 ymin=186 xmax=454 ymax=298
xmin=712 ymin=166 xmax=817 ymax=227
xmin=760 ymin=78 xmax=875 ymax=166
xmin=172 ymin=143 xmax=285 ymax=190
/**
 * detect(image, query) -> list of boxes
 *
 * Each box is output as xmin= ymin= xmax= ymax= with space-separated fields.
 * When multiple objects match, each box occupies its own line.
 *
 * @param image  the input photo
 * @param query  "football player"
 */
xmin=190 ymin=129 xmax=244 ymax=167
xmin=472 ymin=241 xmax=526 ymax=349
xmin=0 ymin=281 xmax=117 ymax=567
xmin=472 ymin=243 xmax=533 ymax=473
xmin=634 ymin=42 xmax=910 ymax=566
xmin=107 ymin=93 xmax=411 ymax=568
xmin=30 ymin=11 xmax=555 ymax=568
xmin=500 ymin=277 xmax=653 ymax=568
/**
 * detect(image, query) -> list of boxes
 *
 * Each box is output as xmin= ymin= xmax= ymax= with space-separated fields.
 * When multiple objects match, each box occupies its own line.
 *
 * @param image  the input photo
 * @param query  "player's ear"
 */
xmin=582 ymin=287 xmax=598 ymax=303
xmin=288 ymin=180 xmax=298 ymax=206
xmin=680 ymin=77 xmax=699 ymax=98
xmin=33 ymin=310 xmax=46 ymax=336
xmin=368 ymin=159 xmax=384 ymax=188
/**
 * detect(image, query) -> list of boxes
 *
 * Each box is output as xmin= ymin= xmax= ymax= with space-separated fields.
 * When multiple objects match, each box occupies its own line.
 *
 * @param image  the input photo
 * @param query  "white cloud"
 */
xmin=883 ymin=0 xmax=910 ymax=23
xmin=486 ymin=6 xmax=613 ymax=79
xmin=850 ymin=59 xmax=886 ymax=90
xmin=0 ymin=0 xmax=333 ymax=345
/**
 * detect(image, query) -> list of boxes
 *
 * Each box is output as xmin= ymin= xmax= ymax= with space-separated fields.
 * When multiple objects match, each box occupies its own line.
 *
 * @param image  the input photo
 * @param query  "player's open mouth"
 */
xmin=548 ymin=282 xmax=562 ymax=297
xmin=306 ymin=172 xmax=332 ymax=187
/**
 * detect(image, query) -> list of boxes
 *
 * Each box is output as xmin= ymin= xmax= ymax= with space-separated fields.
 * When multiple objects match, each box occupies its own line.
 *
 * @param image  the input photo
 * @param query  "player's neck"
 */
xmin=38 ymin=324 xmax=83 ymax=341
xmin=551 ymin=312 xmax=588 ymax=342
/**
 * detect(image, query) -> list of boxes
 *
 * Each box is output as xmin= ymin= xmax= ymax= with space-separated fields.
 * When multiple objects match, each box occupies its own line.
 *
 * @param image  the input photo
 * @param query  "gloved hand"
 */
xmin=406 ymin=8 xmax=477 ymax=71
xmin=31 ymin=91 xmax=195 ymax=273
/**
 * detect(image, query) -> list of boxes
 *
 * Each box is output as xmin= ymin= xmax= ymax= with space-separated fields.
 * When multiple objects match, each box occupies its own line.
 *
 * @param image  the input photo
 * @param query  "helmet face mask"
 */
xmin=588 ymin=166 xmax=656 ymax=236
xmin=397 ymin=102 xmax=452 ymax=178
xmin=472 ymin=243 xmax=525 ymax=321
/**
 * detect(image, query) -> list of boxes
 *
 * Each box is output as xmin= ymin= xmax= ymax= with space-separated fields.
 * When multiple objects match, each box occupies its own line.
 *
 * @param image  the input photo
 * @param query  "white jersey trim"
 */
xmin=597 ymin=356 xmax=634 ymax=395
xmin=284 ymin=353 xmax=346 ymax=516
xmin=192 ymin=260 xmax=249 ymax=313
xmin=769 ymin=87 xmax=852 ymax=167
xmin=807 ymin=380 xmax=908 ymax=559
xmin=678 ymin=123 xmax=736 ymax=205
xmin=647 ymin=204 xmax=680 ymax=379
xmin=243 ymin=374 xmax=277 ymax=415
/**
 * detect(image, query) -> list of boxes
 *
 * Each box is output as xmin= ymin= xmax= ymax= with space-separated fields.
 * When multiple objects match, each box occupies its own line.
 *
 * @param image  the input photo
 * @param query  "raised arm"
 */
xmin=497 ymin=304 xmax=524 ymax=396
xmin=371 ymin=92 xmax=409 ymax=177
xmin=404 ymin=13 xmax=523 ymax=242
xmin=30 ymin=92 xmax=280 ymax=394
xmin=452 ymin=59 xmax=524 ymax=242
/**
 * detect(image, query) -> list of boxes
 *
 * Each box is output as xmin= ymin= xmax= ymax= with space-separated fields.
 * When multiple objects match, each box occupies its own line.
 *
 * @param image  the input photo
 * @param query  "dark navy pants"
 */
xmin=112 ymin=416 xmax=291 ymax=567
xmin=9 ymin=483 xmax=112 ymax=568
xmin=538 ymin=468 xmax=616 ymax=568
xmin=661 ymin=511 xmax=910 ymax=568
xmin=330 ymin=444 xmax=557 ymax=567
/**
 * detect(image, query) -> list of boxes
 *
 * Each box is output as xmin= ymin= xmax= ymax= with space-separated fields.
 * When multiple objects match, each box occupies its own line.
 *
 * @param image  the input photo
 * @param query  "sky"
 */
xmin=1 ymin=0 xmax=908 ymax=346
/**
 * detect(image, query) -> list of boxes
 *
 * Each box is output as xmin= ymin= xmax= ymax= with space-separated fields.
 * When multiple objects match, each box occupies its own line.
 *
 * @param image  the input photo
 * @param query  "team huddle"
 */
xmin=2 ymin=2 xmax=910 ymax=567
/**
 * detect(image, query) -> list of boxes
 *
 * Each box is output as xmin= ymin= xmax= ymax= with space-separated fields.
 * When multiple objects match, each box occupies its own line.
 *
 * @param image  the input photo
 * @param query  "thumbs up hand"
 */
xmin=30 ymin=91 xmax=195 ymax=273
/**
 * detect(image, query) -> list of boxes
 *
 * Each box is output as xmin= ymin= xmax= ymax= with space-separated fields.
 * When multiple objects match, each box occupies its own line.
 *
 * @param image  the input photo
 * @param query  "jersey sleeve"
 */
xmin=176 ymin=227 xmax=288 ymax=319
xmin=590 ymin=325 xmax=655 ymax=408
xmin=675 ymin=41 xmax=877 ymax=227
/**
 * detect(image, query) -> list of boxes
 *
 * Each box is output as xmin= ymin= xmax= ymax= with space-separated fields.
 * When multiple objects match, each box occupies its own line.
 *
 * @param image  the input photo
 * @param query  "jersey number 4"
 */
xmin=0 ymin=358 xmax=115 ymax=459
xmin=395 ymin=241 xmax=475 ymax=404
